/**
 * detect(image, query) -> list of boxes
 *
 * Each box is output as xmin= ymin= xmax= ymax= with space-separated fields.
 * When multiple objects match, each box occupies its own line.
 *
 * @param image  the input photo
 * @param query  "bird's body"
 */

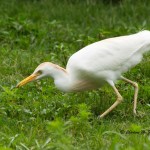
xmin=56 ymin=30 xmax=150 ymax=92
xmin=17 ymin=30 xmax=150 ymax=118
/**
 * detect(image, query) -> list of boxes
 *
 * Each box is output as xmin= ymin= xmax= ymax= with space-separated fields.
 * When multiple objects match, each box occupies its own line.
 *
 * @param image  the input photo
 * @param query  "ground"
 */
xmin=0 ymin=0 xmax=150 ymax=149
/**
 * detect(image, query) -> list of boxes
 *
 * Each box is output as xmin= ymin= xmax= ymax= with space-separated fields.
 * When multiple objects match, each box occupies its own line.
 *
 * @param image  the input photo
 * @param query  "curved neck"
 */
xmin=50 ymin=66 xmax=71 ymax=92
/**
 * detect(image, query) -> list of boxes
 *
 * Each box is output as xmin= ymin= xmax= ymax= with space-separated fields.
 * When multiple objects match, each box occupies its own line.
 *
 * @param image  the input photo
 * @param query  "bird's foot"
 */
xmin=133 ymin=109 xmax=137 ymax=116
xmin=133 ymin=110 xmax=145 ymax=118
xmin=97 ymin=114 xmax=104 ymax=119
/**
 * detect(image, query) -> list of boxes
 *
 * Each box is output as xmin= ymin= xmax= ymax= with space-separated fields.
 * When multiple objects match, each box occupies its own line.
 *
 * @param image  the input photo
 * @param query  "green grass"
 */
xmin=0 ymin=0 xmax=150 ymax=149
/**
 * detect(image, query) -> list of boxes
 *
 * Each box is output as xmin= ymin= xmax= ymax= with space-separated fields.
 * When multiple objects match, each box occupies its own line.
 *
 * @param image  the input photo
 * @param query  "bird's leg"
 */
xmin=121 ymin=76 xmax=138 ymax=115
xmin=99 ymin=81 xmax=123 ymax=118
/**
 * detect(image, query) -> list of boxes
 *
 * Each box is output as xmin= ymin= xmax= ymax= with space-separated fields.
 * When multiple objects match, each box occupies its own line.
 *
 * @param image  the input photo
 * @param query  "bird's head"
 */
xmin=16 ymin=62 xmax=58 ymax=88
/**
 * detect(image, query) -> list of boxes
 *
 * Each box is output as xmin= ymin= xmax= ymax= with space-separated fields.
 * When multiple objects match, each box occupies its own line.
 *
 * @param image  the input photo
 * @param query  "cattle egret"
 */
xmin=17 ymin=30 xmax=150 ymax=118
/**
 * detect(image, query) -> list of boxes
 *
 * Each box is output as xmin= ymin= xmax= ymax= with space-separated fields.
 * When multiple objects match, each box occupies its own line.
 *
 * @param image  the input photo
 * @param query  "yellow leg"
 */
xmin=99 ymin=81 xmax=123 ymax=118
xmin=121 ymin=76 xmax=138 ymax=115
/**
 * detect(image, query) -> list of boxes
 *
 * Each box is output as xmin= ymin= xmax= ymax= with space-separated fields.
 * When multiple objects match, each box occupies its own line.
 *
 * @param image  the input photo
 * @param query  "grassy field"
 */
xmin=0 ymin=0 xmax=150 ymax=149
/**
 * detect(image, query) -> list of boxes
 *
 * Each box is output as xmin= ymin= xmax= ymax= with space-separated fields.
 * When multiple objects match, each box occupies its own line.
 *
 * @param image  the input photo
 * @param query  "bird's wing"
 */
xmin=67 ymin=32 xmax=149 ymax=78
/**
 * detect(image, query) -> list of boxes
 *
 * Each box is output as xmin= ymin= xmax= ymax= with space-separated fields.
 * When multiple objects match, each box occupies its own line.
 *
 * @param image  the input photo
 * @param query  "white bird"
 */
xmin=17 ymin=30 xmax=150 ymax=118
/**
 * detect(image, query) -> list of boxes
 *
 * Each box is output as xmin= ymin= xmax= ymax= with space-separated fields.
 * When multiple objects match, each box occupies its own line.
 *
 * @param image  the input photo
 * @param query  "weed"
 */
xmin=0 ymin=0 xmax=150 ymax=149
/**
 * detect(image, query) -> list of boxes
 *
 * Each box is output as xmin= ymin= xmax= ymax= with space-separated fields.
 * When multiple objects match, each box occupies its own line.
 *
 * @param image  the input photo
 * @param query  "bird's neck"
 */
xmin=50 ymin=66 xmax=71 ymax=92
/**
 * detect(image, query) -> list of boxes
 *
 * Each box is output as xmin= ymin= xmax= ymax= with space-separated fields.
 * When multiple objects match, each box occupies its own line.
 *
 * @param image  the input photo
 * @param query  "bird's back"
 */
xmin=67 ymin=30 xmax=150 ymax=81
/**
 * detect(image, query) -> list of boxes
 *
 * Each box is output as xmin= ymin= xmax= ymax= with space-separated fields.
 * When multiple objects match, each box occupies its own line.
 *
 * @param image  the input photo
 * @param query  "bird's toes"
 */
xmin=134 ymin=110 xmax=145 ymax=118
xmin=133 ymin=109 xmax=137 ymax=115
xmin=97 ymin=115 xmax=104 ymax=119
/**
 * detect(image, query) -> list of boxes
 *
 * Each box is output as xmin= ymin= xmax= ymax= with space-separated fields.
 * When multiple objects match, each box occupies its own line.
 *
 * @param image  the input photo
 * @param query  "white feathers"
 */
xmin=34 ymin=30 xmax=150 ymax=92
xmin=66 ymin=30 xmax=150 ymax=84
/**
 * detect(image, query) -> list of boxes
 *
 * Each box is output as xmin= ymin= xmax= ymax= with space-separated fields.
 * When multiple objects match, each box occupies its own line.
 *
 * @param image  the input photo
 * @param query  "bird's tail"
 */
xmin=142 ymin=43 xmax=150 ymax=54
xmin=131 ymin=42 xmax=150 ymax=57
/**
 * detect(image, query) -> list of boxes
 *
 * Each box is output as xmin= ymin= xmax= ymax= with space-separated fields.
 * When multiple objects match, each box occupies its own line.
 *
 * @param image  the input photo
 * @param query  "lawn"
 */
xmin=0 ymin=0 xmax=150 ymax=149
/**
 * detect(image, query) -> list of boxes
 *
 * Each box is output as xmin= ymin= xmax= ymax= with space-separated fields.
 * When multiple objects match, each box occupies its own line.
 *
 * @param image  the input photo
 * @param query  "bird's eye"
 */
xmin=37 ymin=70 xmax=42 ymax=75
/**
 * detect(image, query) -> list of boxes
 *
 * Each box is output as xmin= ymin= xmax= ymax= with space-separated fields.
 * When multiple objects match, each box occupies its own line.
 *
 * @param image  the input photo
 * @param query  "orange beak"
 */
xmin=16 ymin=74 xmax=38 ymax=88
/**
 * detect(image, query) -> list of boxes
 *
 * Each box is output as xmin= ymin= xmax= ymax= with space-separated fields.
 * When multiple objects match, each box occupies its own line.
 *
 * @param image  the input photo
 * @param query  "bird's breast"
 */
xmin=69 ymin=79 xmax=105 ymax=92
